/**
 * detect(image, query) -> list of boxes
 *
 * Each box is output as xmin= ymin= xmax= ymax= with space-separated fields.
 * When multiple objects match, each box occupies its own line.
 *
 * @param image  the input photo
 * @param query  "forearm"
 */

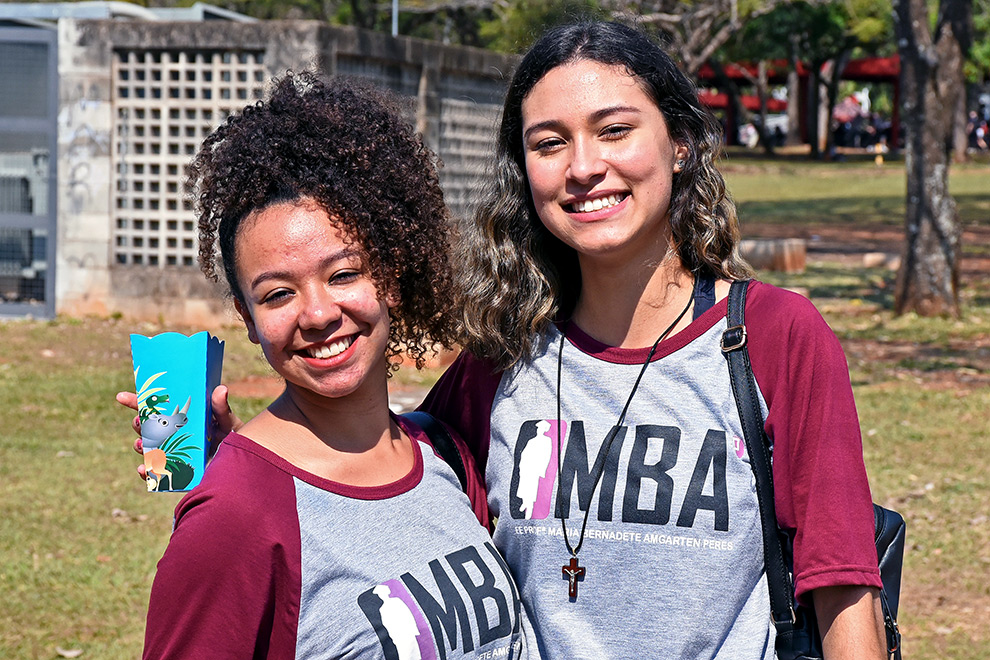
xmin=814 ymin=585 xmax=886 ymax=660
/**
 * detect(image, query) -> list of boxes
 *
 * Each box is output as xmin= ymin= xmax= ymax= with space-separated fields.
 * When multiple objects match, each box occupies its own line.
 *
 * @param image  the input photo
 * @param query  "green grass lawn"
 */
xmin=1 ymin=154 xmax=988 ymax=658
xmin=729 ymin=150 xmax=990 ymax=656
xmin=0 ymin=319 xmax=272 ymax=658
xmin=723 ymin=149 xmax=990 ymax=227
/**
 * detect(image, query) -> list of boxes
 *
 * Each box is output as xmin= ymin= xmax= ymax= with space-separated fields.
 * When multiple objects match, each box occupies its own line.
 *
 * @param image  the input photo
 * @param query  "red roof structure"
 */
xmin=695 ymin=55 xmax=901 ymax=148
xmin=698 ymin=90 xmax=788 ymax=112
xmin=842 ymin=55 xmax=900 ymax=81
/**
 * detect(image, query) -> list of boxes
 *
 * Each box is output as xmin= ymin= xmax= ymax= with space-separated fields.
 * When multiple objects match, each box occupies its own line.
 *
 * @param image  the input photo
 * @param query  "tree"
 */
xmin=610 ymin=0 xmax=787 ymax=76
xmin=394 ymin=1 xmax=498 ymax=46
xmin=970 ymin=0 xmax=990 ymax=80
xmin=479 ymin=0 xmax=605 ymax=53
xmin=893 ymin=0 xmax=972 ymax=317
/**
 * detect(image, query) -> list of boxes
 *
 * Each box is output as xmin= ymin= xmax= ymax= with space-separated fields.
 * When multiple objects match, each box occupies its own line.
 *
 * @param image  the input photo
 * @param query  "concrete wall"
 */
xmin=53 ymin=19 xmax=516 ymax=325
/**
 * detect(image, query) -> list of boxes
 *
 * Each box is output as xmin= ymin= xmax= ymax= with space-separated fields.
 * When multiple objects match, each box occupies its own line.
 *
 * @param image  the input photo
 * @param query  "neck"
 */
xmin=571 ymin=253 xmax=694 ymax=348
xmin=239 ymin=373 xmax=413 ymax=485
xmin=271 ymin=381 xmax=394 ymax=452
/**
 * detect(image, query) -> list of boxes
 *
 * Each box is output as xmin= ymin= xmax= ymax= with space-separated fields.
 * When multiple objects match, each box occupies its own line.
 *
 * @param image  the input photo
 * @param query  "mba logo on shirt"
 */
xmin=360 ymin=579 xmax=437 ymax=660
xmin=509 ymin=419 xmax=564 ymax=520
xmin=357 ymin=542 xmax=521 ymax=660
xmin=508 ymin=419 xmax=732 ymax=531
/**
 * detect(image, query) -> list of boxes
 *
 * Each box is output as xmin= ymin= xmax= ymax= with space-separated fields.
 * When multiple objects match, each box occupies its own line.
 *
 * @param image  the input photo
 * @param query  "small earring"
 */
xmin=675 ymin=159 xmax=685 ymax=169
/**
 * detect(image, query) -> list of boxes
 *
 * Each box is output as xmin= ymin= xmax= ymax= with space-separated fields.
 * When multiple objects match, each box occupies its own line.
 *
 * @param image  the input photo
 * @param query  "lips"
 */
xmin=565 ymin=193 xmax=627 ymax=214
xmin=305 ymin=335 xmax=354 ymax=359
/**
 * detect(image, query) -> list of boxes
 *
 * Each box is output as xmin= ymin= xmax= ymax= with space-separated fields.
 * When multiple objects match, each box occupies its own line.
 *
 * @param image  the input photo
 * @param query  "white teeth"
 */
xmin=307 ymin=337 xmax=353 ymax=359
xmin=573 ymin=194 xmax=621 ymax=213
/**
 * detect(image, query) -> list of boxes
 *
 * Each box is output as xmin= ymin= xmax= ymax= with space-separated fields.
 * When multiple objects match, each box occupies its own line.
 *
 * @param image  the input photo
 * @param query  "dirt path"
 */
xmin=743 ymin=221 xmax=990 ymax=281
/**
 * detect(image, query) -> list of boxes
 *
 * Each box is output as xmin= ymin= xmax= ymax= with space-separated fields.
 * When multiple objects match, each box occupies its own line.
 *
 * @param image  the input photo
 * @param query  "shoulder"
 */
xmin=745 ymin=280 xmax=829 ymax=329
xmin=171 ymin=433 xmax=300 ymax=542
xmin=399 ymin=413 xmax=491 ymax=530
xmin=742 ymin=281 xmax=842 ymax=371
xmin=146 ymin=435 xmax=303 ymax=658
xmin=430 ymin=349 xmax=504 ymax=395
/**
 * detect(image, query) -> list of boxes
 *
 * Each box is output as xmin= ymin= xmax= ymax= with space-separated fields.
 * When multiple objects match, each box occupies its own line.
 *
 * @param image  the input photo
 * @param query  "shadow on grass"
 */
xmin=740 ymin=194 xmax=990 ymax=228
xmin=764 ymin=264 xmax=897 ymax=309
xmin=738 ymin=197 xmax=905 ymax=226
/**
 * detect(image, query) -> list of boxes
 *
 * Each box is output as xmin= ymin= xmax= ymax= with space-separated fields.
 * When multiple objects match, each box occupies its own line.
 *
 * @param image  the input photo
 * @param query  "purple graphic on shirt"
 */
xmin=377 ymin=579 xmax=437 ymax=660
xmin=732 ymin=435 xmax=746 ymax=459
xmin=516 ymin=419 xmax=564 ymax=520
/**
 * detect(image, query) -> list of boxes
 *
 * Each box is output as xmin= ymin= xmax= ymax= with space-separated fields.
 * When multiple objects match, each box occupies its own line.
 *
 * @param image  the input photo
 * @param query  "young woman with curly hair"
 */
xmin=421 ymin=21 xmax=888 ymax=659
xmin=138 ymin=72 xmax=537 ymax=660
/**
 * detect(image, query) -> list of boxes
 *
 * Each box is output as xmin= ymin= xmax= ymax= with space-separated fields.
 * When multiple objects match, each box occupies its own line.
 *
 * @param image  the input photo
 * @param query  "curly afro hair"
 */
xmin=188 ymin=71 xmax=457 ymax=368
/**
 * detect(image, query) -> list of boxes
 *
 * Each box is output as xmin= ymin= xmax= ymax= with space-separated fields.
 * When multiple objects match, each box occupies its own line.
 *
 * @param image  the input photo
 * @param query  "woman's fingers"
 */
xmin=117 ymin=391 xmax=143 ymax=437
xmin=211 ymin=385 xmax=244 ymax=436
xmin=116 ymin=391 xmax=138 ymax=410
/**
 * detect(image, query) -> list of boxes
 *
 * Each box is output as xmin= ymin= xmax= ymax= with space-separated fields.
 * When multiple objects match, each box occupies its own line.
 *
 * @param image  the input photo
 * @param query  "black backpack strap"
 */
xmin=401 ymin=411 xmax=468 ymax=493
xmin=722 ymin=280 xmax=797 ymax=630
xmin=693 ymin=273 xmax=717 ymax=320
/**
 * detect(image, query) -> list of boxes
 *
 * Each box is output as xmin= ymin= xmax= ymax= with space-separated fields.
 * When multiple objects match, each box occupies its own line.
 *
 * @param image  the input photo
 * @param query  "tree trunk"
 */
xmin=710 ymin=60 xmax=748 ymax=148
xmin=785 ymin=60 xmax=802 ymax=147
xmin=806 ymin=67 xmax=822 ymax=158
xmin=892 ymin=0 xmax=968 ymax=317
xmin=821 ymin=51 xmax=851 ymax=160
xmin=756 ymin=60 xmax=776 ymax=155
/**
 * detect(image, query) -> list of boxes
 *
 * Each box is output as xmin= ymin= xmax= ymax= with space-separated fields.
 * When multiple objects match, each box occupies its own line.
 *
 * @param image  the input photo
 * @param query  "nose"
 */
xmin=298 ymin=285 xmax=342 ymax=331
xmin=566 ymin=137 xmax=606 ymax=184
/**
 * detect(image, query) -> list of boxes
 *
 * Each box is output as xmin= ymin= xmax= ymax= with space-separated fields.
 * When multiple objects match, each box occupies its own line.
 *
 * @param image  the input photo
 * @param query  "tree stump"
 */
xmin=739 ymin=238 xmax=806 ymax=273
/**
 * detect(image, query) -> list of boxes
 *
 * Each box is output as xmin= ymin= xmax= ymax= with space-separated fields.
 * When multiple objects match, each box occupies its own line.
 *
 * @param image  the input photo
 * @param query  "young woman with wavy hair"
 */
xmin=458 ymin=21 xmax=750 ymax=368
xmin=423 ymin=21 xmax=887 ymax=660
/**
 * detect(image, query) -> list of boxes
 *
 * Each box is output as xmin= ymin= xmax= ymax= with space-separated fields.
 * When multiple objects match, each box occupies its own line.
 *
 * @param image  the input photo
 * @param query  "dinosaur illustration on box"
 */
xmin=135 ymin=368 xmax=198 ymax=492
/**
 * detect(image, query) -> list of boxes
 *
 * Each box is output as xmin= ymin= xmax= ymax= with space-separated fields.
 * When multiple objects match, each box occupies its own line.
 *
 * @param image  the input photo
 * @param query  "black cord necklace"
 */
xmin=557 ymin=280 xmax=696 ymax=599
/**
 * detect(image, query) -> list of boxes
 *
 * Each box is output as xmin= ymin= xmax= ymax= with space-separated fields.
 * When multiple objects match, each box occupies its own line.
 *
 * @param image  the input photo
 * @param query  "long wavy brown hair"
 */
xmin=457 ymin=21 xmax=752 ymax=369
xmin=188 ymin=72 xmax=458 ymax=369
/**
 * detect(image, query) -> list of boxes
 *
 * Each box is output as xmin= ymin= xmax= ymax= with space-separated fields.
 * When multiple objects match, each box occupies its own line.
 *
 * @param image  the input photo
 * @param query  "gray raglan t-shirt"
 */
xmin=144 ymin=419 xmax=541 ymax=660
xmin=488 ymin=321 xmax=773 ymax=660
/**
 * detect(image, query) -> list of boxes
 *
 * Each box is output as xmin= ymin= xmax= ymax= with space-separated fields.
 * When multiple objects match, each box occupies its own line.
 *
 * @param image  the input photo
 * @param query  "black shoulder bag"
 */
xmin=721 ymin=280 xmax=904 ymax=660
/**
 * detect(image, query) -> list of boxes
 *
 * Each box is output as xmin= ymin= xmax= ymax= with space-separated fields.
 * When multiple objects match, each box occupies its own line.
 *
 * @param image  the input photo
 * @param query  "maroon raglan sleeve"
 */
xmin=744 ymin=281 xmax=883 ymax=604
xmin=143 ymin=437 xmax=302 ymax=660
xmin=418 ymin=350 xmax=504 ymax=474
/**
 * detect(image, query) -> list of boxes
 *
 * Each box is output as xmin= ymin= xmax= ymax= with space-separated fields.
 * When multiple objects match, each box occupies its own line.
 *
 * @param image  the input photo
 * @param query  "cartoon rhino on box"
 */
xmin=141 ymin=397 xmax=190 ymax=492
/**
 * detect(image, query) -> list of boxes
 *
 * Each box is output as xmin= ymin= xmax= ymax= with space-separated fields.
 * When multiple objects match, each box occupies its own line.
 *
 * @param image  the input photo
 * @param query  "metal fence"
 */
xmin=0 ymin=27 xmax=57 ymax=317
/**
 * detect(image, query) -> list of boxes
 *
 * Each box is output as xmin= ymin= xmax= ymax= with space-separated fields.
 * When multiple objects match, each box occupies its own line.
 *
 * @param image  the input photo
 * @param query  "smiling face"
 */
xmin=233 ymin=200 xmax=391 ymax=404
xmin=521 ymin=59 xmax=688 ymax=266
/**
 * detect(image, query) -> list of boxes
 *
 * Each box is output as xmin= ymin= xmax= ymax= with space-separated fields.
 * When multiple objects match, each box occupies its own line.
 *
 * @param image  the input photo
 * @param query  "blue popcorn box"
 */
xmin=130 ymin=331 xmax=224 ymax=492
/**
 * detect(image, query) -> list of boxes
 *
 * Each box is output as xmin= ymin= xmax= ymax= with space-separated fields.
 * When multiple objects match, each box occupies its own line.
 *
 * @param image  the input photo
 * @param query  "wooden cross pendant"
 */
xmin=562 ymin=556 xmax=586 ymax=599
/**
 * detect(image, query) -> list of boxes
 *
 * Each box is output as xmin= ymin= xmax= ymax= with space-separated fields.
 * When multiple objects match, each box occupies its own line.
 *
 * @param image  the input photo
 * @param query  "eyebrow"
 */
xmin=523 ymin=104 xmax=643 ymax=140
xmin=248 ymin=247 xmax=362 ymax=292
